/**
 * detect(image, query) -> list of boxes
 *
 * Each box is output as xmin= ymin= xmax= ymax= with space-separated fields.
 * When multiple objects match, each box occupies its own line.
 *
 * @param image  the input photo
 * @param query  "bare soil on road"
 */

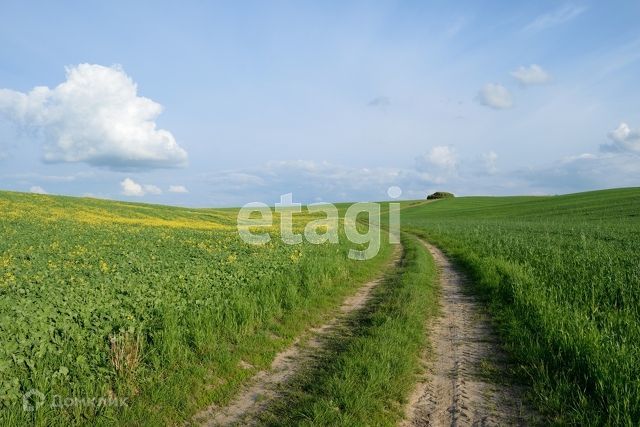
xmin=192 ymin=240 xmax=537 ymax=426
xmin=402 ymin=241 xmax=536 ymax=426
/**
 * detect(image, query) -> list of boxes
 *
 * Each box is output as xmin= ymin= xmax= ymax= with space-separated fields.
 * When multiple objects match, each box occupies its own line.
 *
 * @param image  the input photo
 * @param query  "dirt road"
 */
xmin=192 ymin=247 xmax=401 ymax=426
xmin=403 ymin=241 xmax=534 ymax=426
xmin=192 ymin=240 xmax=535 ymax=426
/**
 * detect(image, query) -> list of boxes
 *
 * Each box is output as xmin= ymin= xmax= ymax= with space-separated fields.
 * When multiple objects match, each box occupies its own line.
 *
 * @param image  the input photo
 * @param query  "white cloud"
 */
xmin=511 ymin=64 xmax=552 ymax=85
xmin=476 ymin=83 xmax=513 ymax=109
xmin=119 ymin=178 xmax=162 ymax=196
xmin=601 ymin=122 xmax=640 ymax=153
xmin=121 ymin=178 xmax=144 ymax=196
xmin=29 ymin=185 xmax=48 ymax=194
xmin=523 ymin=4 xmax=587 ymax=32
xmin=168 ymin=185 xmax=189 ymax=193
xmin=482 ymin=151 xmax=498 ymax=174
xmin=0 ymin=64 xmax=187 ymax=170
xmin=414 ymin=146 xmax=458 ymax=185
xmin=119 ymin=177 xmax=161 ymax=196
xmin=425 ymin=146 xmax=457 ymax=169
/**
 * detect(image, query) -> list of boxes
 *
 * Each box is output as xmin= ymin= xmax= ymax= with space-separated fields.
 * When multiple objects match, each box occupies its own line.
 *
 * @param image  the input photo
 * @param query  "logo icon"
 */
xmin=22 ymin=389 xmax=45 ymax=412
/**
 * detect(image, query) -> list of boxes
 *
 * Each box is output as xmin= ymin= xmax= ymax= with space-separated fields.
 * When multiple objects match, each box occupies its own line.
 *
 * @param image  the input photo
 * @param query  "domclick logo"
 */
xmin=21 ymin=389 xmax=128 ymax=412
xmin=237 ymin=187 xmax=402 ymax=260
xmin=22 ymin=389 xmax=45 ymax=412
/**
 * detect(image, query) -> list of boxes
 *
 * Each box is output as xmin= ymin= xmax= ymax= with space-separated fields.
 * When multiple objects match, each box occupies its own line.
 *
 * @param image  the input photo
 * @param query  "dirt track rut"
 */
xmin=403 ymin=241 xmax=534 ymax=426
xmin=192 ymin=246 xmax=401 ymax=426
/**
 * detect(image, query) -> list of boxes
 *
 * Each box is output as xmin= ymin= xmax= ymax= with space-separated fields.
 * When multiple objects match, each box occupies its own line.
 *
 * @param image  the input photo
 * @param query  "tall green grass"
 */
xmin=402 ymin=187 xmax=640 ymax=424
xmin=261 ymin=235 xmax=438 ymax=426
xmin=0 ymin=191 xmax=391 ymax=426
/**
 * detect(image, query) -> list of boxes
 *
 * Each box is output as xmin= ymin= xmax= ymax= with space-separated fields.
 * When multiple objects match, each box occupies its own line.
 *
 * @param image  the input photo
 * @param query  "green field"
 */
xmin=1 ymin=187 xmax=639 ymax=425
xmin=401 ymin=187 xmax=640 ymax=424
xmin=0 ymin=191 xmax=393 ymax=426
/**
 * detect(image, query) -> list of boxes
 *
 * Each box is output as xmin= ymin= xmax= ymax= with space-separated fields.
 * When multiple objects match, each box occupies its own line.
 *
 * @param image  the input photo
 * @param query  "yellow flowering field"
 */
xmin=0 ymin=191 xmax=391 ymax=426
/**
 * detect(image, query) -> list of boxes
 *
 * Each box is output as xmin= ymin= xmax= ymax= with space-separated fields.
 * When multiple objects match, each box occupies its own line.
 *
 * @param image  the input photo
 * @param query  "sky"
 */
xmin=0 ymin=0 xmax=639 ymax=206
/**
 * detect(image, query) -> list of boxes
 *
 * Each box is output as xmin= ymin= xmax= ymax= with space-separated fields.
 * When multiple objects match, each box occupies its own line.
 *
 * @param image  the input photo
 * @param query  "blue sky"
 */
xmin=1 ymin=1 xmax=639 ymax=206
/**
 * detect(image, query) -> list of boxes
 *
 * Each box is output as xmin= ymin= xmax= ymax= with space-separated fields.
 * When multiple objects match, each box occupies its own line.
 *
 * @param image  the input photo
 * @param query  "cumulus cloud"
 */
xmin=29 ymin=186 xmax=48 ymax=194
xmin=523 ymin=4 xmax=587 ymax=32
xmin=601 ymin=122 xmax=640 ymax=153
xmin=0 ymin=64 xmax=187 ymax=170
xmin=511 ymin=64 xmax=552 ymax=85
xmin=121 ymin=178 xmax=144 ymax=196
xmin=413 ymin=146 xmax=459 ymax=185
xmin=168 ymin=185 xmax=189 ymax=193
xmin=419 ymin=146 xmax=457 ymax=170
xmin=476 ymin=83 xmax=513 ymax=109
xmin=120 ymin=177 xmax=162 ymax=196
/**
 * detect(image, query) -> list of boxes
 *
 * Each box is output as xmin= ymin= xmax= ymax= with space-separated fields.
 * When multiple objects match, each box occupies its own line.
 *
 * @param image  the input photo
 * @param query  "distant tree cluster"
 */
xmin=426 ymin=191 xmax=455 ymax=200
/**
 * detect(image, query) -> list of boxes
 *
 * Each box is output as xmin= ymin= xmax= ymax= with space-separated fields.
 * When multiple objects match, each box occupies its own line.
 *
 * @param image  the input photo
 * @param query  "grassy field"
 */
xmin=3 ymin=187 xmax=638 ymax=425
xmin=0 ymin=191 xmax=392 ymax=426
xmin=401 ymin=187 xmax=640 ymax=424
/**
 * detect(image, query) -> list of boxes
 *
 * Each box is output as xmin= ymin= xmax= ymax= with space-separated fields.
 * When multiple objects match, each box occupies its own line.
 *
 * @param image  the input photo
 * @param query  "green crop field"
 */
xmin=0 ymin=191 xmax=393 ymax=426
xmin=1 ymin=187 xmax=639 ymax=426
xmin=401 ymin=187 xmax=640 ymax=424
